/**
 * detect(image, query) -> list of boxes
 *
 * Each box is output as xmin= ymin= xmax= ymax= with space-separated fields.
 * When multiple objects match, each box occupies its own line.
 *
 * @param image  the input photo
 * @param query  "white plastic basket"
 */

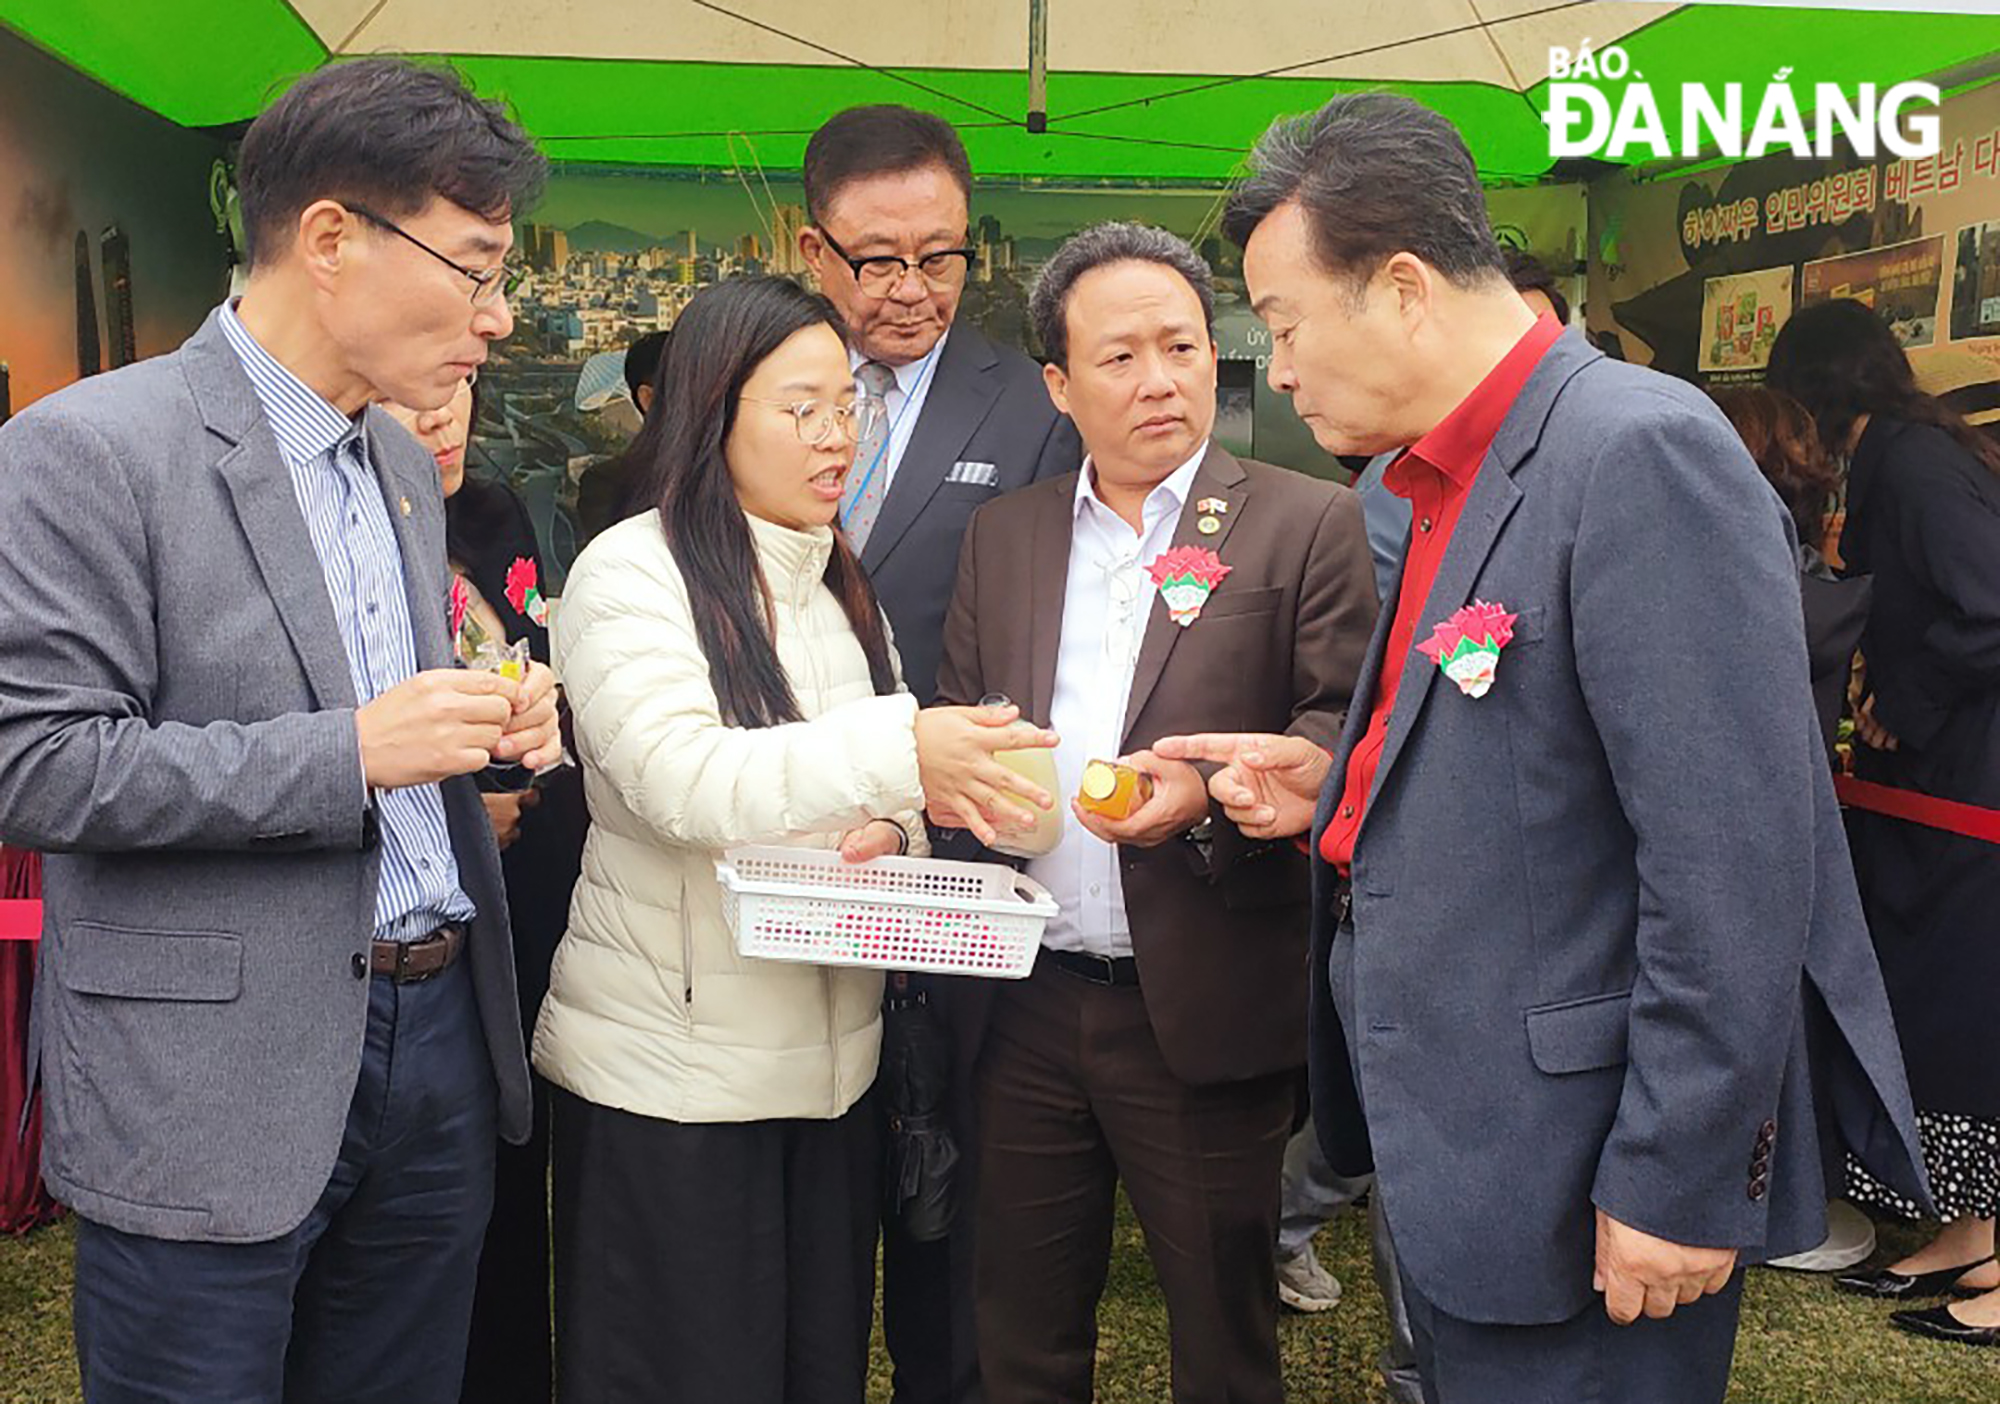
xmin=716 ymin=845 xmax=1058 ymax=978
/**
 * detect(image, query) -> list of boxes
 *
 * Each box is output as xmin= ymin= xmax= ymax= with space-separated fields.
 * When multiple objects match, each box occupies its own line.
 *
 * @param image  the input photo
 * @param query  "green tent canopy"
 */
xmin=3 ymin=0 xmax=1996 ymax=183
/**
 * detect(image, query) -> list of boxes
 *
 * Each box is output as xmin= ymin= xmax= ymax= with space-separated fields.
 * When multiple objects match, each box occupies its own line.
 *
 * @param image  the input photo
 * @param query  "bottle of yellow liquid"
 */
xmin=991 ymin=746 xmax=1062 ymax=858
xmin=982 ymin=693 xmax=1062 ymax=859
xmin=1078 ymin=759 xmax=1153 ymax=822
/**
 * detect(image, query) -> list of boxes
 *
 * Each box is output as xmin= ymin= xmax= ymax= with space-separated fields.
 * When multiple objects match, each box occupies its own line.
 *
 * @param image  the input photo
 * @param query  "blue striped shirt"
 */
xmin=218 ymin=302 xmax=476 ymax=941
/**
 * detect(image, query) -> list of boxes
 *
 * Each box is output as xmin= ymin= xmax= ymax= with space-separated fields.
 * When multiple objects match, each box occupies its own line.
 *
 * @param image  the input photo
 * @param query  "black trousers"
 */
xmin=459 ymin=766 xmax=583 ymax=1404
xmin=73 ymin=960 xmax=496 ymax=1404
xmin=460 ymin=1076 xmax=553 ymax=1404
xmin=974 ymin=961 xmax=1294 ymax=1404
xmin=881 ymin=1196 xmax=982 ymax=1404
xmin=880 ymin=974 xmax=983 ymax=1404
xmin=550 ymin=1086 xmax=881 ymax=1404
xmin=1399 ymin=1259 xmax=1745 ymax=1404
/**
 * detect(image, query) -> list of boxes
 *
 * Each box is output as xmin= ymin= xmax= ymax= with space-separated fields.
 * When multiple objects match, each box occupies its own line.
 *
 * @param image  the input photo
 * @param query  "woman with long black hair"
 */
xmin=532 ymin=275 xmax=1053 ymax=1402
xmin=1769 ymin=298 xmax=2000 ymax=1347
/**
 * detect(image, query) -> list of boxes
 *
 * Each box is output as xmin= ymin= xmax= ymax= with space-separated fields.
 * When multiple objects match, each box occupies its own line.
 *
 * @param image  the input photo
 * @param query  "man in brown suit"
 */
xmin=934 ymin=223 xmax=1377 ymax=1403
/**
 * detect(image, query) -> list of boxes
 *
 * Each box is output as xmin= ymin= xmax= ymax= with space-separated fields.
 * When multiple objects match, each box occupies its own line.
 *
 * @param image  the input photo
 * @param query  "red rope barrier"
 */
xmin=1833 ymin=775 xmax=2000 ymax=847
xmin=0 ymin=850 xmax=37 ymax=941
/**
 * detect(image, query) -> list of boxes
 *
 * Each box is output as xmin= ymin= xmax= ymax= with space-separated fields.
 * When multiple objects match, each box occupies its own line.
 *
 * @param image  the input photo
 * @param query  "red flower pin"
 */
xmin=1416 ymin=599 xmax=1518 ymax=698
xmin=505 ymin=557 xmax=549 ymax=626
xmin=1146 ymin=545 xmax=1232 ymax=627
xmin=449 ymin=574 xmax=471 ymax=642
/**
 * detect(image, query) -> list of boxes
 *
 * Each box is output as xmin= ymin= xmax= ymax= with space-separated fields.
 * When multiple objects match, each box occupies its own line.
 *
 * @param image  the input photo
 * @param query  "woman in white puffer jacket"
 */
xmin=534 ymin=276 xmax=1052 ymax=1404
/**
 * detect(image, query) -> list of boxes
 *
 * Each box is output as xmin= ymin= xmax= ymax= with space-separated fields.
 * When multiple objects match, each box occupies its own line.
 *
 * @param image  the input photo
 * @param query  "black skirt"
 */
xmin=549 ymin=1086 xmax=881 ymax=1404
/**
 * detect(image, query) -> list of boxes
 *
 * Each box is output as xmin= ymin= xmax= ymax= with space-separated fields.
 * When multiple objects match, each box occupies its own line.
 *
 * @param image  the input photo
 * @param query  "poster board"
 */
xmin=1950 ymin=220 xmax=2000 ymax=341
xmin=1800 ymin=236 xmax=1946 ymax=348
xmin=1587 ymin=78 xmax=2000 ymax=388
xmin=1699 ymin=265 xmax=1794 ymax=373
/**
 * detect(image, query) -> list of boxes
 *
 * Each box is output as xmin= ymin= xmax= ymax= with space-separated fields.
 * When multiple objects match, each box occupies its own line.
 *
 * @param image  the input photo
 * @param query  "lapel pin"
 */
xmin=506 ymin=557 xmax=551 ymax=627
xmin=1197 ymin=496 xmax=1230 ymax=515
xmin=1147 ymin=545 xmax=1232 ymax=627
xmin=1197 ymin=514 xmax=1222 ymax=536
xmin=1417 ymin=600 xmax=1520 ymax=699
xmin=398 ymin=495 xmax=413 ymax=517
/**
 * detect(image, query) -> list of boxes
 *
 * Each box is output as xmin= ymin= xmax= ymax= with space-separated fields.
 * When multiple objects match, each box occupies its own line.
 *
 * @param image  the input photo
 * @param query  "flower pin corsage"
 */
xmin=1416 ymin=599 xmax=1518 ymax=699
xmin=451 ymin=573 xmax=529 ymax=681
xmin=449 ymin=573 xmax=472 ymax=644
xmin=505 ymin=557 xmax=550 ymax=627
xmin=1146 ymin=545 xmax=1232 ymax=628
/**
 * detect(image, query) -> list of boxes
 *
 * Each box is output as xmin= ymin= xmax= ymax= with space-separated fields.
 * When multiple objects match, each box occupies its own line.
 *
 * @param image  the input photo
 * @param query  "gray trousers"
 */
xmin=1399 ymin=1261 xmax=1745 ymax=1404
xmin=1277 ymin=1118 xmax=1423 ymax=1404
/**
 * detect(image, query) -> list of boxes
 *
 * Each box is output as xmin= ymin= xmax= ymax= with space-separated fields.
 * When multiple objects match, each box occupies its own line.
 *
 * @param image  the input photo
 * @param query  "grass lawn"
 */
xmin=4 ymin=1203 xmax=1994 ymax=1401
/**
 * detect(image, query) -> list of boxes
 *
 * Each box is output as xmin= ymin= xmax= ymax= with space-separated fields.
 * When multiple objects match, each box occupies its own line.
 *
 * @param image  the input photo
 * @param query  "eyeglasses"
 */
xmin=740 ymin=396 xmax=887 ymax=446
xmin=347 ymin=204 xmax=526 ymax=307
xmin=817 ymin=229 xmax=975 ymax=297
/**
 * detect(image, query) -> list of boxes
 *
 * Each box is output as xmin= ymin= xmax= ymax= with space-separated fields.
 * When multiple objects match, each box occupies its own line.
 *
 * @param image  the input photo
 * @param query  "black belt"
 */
xmin=1045 ymin=948 xmax=1141 ymax=987
xmin=370 ymin=924 xmax=465 ymax=983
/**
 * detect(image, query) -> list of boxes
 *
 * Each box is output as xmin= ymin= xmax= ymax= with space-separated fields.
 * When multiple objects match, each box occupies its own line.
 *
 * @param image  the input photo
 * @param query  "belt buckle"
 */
xmin=1078 ymin=951 xmax=1116 ymax=984
xmin=391 ymin=939 xmax=425 ymax=984
xmin=393 ymin=927 xmax=451 ymax=983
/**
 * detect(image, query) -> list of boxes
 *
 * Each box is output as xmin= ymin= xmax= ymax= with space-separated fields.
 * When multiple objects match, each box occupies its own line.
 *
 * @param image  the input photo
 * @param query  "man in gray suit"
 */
xmin=0 ymin=60 xmax=559 ymax=1404
xmin=796 ymin=104 xmax=1080 ymax=1404
xmin=1271 ymin=247 xmax=1582 ymax=1403
xmin=1159 ymin=93 xmax=1930 ymax=1402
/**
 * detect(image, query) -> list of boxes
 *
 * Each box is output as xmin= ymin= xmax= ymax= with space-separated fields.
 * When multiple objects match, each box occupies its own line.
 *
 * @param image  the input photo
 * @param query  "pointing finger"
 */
xmin=1152 ymin=733 xmax=1254 ymax=765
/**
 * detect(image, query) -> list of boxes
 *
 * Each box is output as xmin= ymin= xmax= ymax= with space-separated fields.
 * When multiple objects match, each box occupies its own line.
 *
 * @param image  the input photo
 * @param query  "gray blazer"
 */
xmin=860 ymin=321 xmax=1080 ymax=705
xmin=0 ymin=311 xmax=528 ymax=1243
xmin=1305 ymin=334 xmax=1930 ymax=1325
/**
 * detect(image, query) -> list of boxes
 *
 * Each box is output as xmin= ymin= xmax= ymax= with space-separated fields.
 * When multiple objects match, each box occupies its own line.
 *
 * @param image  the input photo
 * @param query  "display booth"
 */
xmin=7 ymin=5 xmax=1997 ymax=559
xmin=2 ymin=0 xmax=1998 ymax=1237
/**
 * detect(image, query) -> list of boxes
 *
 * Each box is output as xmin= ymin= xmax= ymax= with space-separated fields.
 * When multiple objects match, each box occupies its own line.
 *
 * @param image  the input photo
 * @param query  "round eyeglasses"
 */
xmin=740 ymin=395 xmax=888 ymax=446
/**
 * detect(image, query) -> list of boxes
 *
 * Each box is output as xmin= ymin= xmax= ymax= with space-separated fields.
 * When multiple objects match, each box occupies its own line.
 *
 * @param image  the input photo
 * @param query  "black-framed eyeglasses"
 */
xmin=739 ymin=395 xmax=887 ymax=446
xmin=347 ymin=204 xmax=526 ymax=307
xmin=817 ymin=229 xmax=976 ymax=297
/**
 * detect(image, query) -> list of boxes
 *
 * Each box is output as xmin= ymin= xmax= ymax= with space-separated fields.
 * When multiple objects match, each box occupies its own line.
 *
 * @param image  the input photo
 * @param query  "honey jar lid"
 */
xmin=1080 ymin=760 xmax=1119 ymax=801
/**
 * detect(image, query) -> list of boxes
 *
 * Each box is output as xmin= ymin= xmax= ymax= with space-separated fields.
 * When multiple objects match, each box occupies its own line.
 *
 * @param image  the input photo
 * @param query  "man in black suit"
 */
xmin=801 ymin=105 xmax=1080 ymax=707
xmin=797 ymin=105 xmax=1080 ymax=1404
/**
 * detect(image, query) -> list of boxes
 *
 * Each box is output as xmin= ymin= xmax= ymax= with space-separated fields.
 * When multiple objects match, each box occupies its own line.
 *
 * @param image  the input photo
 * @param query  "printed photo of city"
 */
xmin=479 ymin=168 xmax=1236 ymax=583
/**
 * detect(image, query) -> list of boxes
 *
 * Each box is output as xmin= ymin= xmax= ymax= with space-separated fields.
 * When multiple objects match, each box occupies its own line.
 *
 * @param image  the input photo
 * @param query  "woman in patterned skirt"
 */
xmin=1770 ymin=300 xmax=2000 ymax=1348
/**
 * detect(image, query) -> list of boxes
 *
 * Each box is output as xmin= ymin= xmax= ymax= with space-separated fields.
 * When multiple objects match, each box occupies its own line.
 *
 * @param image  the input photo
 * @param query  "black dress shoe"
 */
xmin=1890 ymin=1304 xmax=2000 ymax=1346
xmin=1834 ymin=1257 xmax=1997 ymax=1300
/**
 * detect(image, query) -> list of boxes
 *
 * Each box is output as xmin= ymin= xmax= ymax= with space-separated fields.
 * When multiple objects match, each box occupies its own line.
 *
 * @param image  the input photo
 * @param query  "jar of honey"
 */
xmin=1077 ymin=760 xmax=1153 ymax=821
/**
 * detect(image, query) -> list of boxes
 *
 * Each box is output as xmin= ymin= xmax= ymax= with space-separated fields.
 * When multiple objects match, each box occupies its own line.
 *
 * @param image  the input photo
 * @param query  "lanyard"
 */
xmin=844 ymin=337 xmax=944 ymax=515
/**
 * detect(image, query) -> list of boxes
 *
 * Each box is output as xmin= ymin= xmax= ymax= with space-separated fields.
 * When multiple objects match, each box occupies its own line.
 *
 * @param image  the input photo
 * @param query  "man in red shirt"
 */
xmin=1158 ymin=93 xmax=1928 ymax=1403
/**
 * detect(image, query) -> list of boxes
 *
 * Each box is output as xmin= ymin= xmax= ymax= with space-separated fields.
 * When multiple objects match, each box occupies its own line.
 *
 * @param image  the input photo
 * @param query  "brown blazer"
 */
xmin=935 ymin=443 xmax=1378 ymax=1085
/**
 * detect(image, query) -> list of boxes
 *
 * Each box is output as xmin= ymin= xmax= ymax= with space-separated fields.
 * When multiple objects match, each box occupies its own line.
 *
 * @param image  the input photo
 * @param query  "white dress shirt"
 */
xmin=1029 ymin=443 xmax=1208 ymax=957
xmin=850 ymin=327 xmax=949 ymax=496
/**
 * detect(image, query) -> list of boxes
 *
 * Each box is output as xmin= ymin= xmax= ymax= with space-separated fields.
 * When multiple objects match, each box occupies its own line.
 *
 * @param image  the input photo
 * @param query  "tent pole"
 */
xmin=1027 ymin=0 xmax=1048 ymax=133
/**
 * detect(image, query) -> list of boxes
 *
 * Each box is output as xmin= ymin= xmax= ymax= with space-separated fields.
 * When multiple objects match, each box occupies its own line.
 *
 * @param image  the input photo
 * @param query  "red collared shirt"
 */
xmin=1320 ymin=313 xmax=1565 ymax=871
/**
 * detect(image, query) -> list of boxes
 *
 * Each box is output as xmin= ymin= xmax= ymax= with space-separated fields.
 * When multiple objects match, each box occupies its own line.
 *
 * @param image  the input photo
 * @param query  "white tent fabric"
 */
xmin=293 ymin=0 xmax=1678 ymax=90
